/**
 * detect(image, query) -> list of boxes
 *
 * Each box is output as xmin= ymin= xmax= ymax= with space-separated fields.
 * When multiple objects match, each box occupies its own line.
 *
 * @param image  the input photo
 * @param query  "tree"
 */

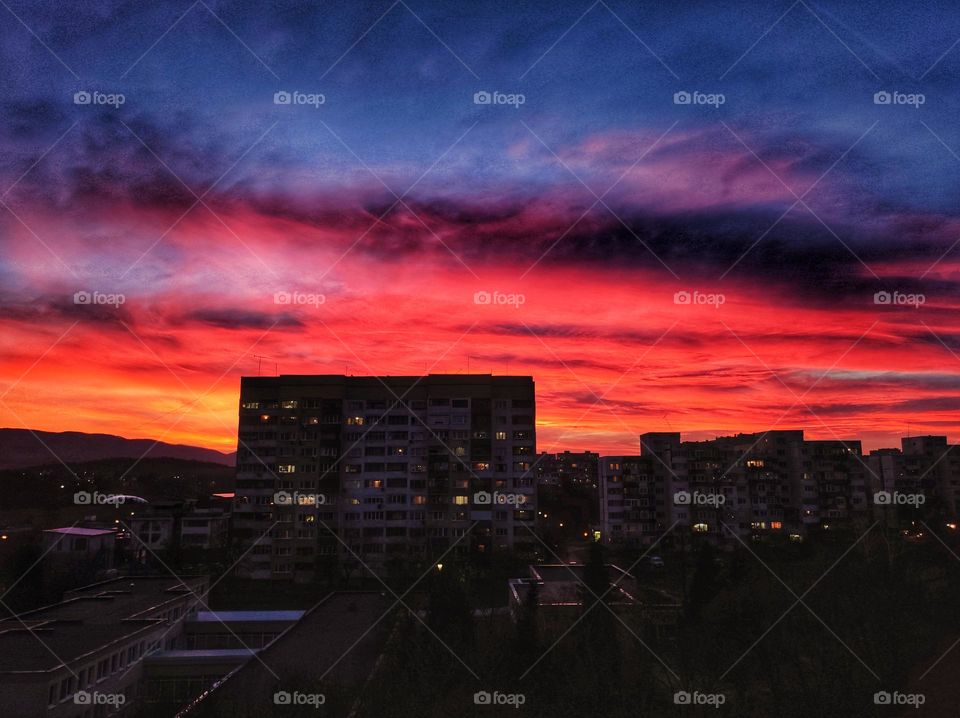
xmin=686 ymin=541 xmax=718 ymax=620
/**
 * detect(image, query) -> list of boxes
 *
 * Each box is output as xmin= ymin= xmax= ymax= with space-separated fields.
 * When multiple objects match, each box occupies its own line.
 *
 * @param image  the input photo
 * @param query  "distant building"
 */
xmin=43 ymin=527 xmax=116 ymax=564
xmin=867 ymin=436 xmax=960 ymax=524
xmin=41 ymin=527 xmax=117 ymax=591
xmin=233 ymin=375 xmax=537 ymax=580
xmin=901 ymin=436 xmax=960 ymax=516
xmin=128 ymin=497 xmax=231 ymax=558
xmin=601 ymin=430 xmax=878 ymax=548
xmin=535 ymin=451 xmax=599 ymax=486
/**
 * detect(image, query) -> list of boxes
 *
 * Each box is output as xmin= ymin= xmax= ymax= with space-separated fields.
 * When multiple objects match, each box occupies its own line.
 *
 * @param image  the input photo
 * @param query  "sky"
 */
xmin=1 ymin=0 xmax=959 ymax=455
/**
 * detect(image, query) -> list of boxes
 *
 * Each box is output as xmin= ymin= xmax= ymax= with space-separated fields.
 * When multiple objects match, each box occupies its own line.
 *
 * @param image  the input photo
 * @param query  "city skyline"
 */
xmin=1 ymin=1 xmax=959 ymax=457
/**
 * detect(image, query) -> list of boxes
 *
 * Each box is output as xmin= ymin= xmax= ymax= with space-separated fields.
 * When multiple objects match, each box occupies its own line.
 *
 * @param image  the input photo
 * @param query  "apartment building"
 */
xmin=232 ymin=375 xmax=537 ymax=581
xmin=600 ymin=430 xmax=873 ymax=549
xmin=867 ymin=436 xmax=960 ymax=523
xmin=0 ymin=576 xmax=208 ymax=718
xmin=128 ymin=498 xmax=231 ymax=556
xmin=535 ymin=451 xmax=599 ymax=487
xmin=599 ymin=455 xmax=670 ymax=547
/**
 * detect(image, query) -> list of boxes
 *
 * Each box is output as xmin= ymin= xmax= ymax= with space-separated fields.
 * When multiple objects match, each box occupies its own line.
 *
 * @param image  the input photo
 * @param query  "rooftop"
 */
xmin=180 ymin=592 xmax=393 ymax=715
xmin=0 ymin=619 xmax=163 ymax=672
xmin=12 ymin=576 xmax=207 ymax=625
xmin=191 ymin=610 xmax=304 ymax=623
xmin=44 ymin=527 xmax=115 ymax=537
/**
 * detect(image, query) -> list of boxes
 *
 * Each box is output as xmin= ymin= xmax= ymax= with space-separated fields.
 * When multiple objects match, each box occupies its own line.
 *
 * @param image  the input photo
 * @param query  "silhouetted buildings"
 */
xmin=600 ymin=431 xmax=959 ymax=548
xmin=535 ymin=451 xmax=599 ymax=487
xmin=232 ymin=375 xmax=537 ymax=580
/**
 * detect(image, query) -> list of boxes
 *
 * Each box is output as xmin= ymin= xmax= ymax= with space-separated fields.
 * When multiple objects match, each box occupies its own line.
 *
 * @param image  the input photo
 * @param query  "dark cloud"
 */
xmin=182 ymin=308 xmax=304 ymax=330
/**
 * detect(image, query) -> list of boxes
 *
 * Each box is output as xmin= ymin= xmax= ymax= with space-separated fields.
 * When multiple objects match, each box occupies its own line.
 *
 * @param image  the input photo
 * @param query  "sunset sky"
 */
xmin=1 ymin=0 xmax=959 ymax=455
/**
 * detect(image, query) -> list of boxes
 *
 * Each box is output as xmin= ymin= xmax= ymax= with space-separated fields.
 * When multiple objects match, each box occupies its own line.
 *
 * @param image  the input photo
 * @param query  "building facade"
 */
xmin=232 ymin=375 xmax=537 ymax=580
xmin=601 ymin=430 xmax=879 ymax=549
xmin=535 ymin=451 xmax=599 ymax=487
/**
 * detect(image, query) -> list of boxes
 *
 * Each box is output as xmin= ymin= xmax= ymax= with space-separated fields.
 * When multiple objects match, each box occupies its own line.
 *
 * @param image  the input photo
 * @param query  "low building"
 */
xmin=0 ymin=576 xmax=208 ymax=718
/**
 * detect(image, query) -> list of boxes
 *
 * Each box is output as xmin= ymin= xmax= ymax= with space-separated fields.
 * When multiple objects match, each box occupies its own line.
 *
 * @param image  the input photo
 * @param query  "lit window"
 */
xmin=746 ymin=459 xmax=764 ymax=468
xmin=241 ymin=401 xmax=260 ymax=409
xmin=495 ymin=431 xmax=507 ymax=440
xmin=277 ymin=465 xmax=296 ymax=474
xmin=693 ymin=522 xmax=709 ymax=533
xmin=346 ymin=416 xmax=365 ymax=425
xmin=453 ymin=496 xmax=469 ymax=505
xmin=412 ymin=496 xmax=427 ymax=505
xmin=770 ymin=521 xmax=783 ymax=530
xmin=281 ymin=400 xmax=298 ymax=409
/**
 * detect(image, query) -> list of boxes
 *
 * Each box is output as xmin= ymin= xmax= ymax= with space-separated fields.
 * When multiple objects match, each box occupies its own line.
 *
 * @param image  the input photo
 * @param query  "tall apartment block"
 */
xmin=600 ymin=430 xmax=873 ymax=549
xmin=232 ymin=375 xmax=537 ymax=581
xmin=867 ymin=436 xmax=960 ymax=522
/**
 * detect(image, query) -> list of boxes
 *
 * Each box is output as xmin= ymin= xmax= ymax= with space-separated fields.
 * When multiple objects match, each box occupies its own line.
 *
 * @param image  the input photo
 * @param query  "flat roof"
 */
xmin=191 ymin=610 xmax=304 ymax=623
xmin=44 ymin=527 xmax=115 ymax=536
xmin=241 ymin=374 xmax=533 ymax=387
xmin=148 ymin=649 xmax=256 ymax=661
xmin=13 ymin=576 xmax=207 ymax=625
xmin=180 ymin=592 xmax=393 ymax=715
xmin=0 ymin=620 xmax=163 ymax=672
